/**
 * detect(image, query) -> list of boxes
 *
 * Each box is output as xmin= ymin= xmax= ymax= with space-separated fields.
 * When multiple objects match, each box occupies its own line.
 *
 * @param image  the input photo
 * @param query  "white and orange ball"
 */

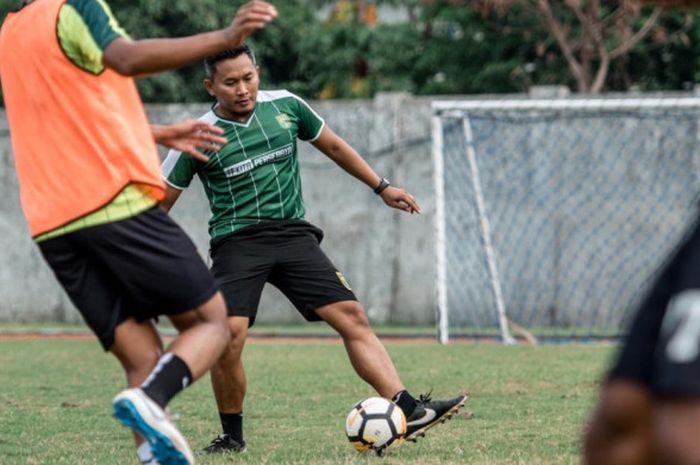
xmin=345 ymin=397 xmax=406 ymax=453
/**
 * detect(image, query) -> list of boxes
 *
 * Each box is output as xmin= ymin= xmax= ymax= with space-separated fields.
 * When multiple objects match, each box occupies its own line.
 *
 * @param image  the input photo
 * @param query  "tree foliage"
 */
xmin=1 ymin=0 xmax=699 ymax=105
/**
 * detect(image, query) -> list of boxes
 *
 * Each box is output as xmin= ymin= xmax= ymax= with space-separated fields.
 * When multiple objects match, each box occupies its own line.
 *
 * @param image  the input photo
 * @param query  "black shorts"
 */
xmin=610 ymin=217 xmax=700 ymax=396
xmin=39 ymin=206 xmax=218 ymax=351
xmin=209 ymin=220 xmax=357 ymax=326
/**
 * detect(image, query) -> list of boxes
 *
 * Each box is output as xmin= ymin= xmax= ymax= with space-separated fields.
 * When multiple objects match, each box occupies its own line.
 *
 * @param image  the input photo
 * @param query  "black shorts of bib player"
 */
xmin=584 ymin=216 xmax=700 ymax=465
xmin=39 ymin=207 xmax=220 ymax=351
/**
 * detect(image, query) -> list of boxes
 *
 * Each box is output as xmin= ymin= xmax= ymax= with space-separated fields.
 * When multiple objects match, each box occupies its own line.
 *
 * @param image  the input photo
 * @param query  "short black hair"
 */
xmin=204 ymin=44 xmax=257 ymax=79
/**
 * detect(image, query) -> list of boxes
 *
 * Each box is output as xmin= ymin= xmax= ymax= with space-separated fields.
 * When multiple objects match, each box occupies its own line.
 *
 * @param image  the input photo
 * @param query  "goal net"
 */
xmin=433 ymin=97 xmax=700 ymax=343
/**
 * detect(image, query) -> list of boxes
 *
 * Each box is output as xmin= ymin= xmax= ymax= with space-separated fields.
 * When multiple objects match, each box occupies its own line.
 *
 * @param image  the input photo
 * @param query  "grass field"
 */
xmin=0 ymin=336 xmax=614 ymax=465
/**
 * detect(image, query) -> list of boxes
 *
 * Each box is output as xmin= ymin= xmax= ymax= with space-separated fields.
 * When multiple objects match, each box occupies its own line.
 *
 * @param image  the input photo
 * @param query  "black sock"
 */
xmin=140 ymin=353 xmax=193 ymax=409
xmin=392 ymin=390 xmax=418 ymax=418
xmin=220 ymin=412 xmax=243 ymax=443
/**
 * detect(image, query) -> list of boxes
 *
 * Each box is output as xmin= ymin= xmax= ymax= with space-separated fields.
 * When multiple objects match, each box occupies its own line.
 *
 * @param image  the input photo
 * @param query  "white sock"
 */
xmin=137 ymin=442 xmax=159 ymax=465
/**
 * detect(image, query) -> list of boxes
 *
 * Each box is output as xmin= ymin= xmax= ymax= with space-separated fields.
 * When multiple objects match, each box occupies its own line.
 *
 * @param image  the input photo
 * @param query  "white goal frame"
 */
xmin=432 ymin=97 xmax=700 ymax=344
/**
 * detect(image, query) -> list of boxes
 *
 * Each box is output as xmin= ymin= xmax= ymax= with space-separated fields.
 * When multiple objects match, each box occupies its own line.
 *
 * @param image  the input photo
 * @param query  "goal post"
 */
xmin=433 ymin=97 xmax=700 ymax=344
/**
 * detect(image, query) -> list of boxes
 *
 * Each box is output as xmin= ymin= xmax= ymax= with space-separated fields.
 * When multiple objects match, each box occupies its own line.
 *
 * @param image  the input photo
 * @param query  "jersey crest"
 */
xmin=276 ymin=113 xmax=292 ymax=129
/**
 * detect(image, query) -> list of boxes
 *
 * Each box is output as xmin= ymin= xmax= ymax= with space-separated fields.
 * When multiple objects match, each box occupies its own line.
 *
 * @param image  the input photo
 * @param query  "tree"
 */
xmin=455 ymin=0 xmax=666 ymax=93
xmin=534 ymin=0 xmax=663 ymax=93
xmin=1 ymin=0 xmax=699 ymax=104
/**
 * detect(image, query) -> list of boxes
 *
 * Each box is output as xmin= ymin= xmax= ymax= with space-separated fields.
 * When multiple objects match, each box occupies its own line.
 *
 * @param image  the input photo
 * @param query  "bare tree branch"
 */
xmin=600 ymin=6 xmax=628 ymax=29
xmin=609 ymin=7 xmax=662 ymax=59
xmin=480 ymin=0 xmax=664 ymax=93
xmin=536 ymin=0 xmax=587 ymax=90
xmin=591 ymin=42 xmax=610 ymax=93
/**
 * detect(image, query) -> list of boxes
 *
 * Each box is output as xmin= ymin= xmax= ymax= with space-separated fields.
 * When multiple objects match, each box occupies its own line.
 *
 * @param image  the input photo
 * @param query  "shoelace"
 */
xmin=417 ymin=390 xmax=433 ymax=405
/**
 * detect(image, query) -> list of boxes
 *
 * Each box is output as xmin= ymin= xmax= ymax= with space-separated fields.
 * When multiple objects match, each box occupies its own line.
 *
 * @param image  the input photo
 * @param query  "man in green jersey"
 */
xmin=161 ymin=45 xmax=467 ymax=454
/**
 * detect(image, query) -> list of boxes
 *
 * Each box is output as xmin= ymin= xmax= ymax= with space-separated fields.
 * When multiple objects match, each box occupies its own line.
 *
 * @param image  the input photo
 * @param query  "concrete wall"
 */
xmin=0 ymin=93 xmax=438 ymax=325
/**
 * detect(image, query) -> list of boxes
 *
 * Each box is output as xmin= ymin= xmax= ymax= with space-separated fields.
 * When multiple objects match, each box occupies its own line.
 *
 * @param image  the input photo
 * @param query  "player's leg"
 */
xmin=206 ymin=316 xmax=249 ymax=453
xmin=109 ymin=319 xmax=163 ymax=464
xmin=164 ymin=292 xmax=229 ymax=381
xmin=315 ymin=301 xmax=466 ymax=441
xmin=173 ymin=312 xmax=251 ymax=454
xmin=111 ymin=319 xmax=164 ymax=387
xmin=199 ymin=231 xmax=273 ymax=454
xmin=315 ymin=300 xmax=403 ymax=397
xmin=74 ymin=207 xmax=230 ymax=465
xmin=270 ymin=222 xmax=467 ymax=442
xmin=111 ymin=292 xmax=228 ymax=465
xmin=37 ymin=232 xmax=178 ymax=465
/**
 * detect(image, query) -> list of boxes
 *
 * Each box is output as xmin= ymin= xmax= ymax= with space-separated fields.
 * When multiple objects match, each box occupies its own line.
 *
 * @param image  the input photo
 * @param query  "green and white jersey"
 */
xmin=162 ymin=90 xmax=325 ymax=239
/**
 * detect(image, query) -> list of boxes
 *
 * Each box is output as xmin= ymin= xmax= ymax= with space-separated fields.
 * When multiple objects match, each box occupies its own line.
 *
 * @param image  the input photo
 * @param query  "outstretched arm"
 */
xmin=312 ymin=126 xmax=421 ymax=214
xmin=103 ymin=1 xmax=277 ymax=76
xmin=151 ymin=120 xmax=227 ymax=162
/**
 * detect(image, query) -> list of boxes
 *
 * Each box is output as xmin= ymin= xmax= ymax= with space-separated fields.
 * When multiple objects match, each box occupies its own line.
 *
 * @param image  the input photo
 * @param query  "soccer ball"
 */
xmin=345 ymin=397 xmax=406 ymax=453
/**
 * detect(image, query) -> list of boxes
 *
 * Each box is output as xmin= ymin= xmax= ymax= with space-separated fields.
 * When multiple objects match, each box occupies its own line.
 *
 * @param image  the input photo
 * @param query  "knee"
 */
xmin=329 ymin=302 xmax=372 ymax=340
xmin=341 ymin=302 xmax=371 ymax=329
xmin=123 ymin=346 xmax=162 ymax=385
xmin=204 ymin=292 xmax=229 ymax=325
xmin=200 ymin=292 xmax=231 ymax=344
xmin=227 ymin=319 xmax=248 ymax=353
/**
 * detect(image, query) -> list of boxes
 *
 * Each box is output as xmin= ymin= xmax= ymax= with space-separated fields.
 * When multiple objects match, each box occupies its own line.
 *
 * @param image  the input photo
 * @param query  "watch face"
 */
xmin=375 ymin=178 xmax=390 ymax=194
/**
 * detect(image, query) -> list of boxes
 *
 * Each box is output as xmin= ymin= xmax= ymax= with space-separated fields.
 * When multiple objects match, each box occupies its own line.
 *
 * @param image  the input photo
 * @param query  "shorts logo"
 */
xmin=336 ymin=271 xmax=352 ymax=291
xmin=276 ymin=113 xmax=292 ymax=129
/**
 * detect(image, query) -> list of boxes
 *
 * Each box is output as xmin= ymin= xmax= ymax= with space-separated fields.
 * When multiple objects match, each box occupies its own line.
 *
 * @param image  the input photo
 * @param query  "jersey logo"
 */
xmin=276 ymin=113 xmax=292 ymax=129
xmin=336 ymin=272 xmax=352 ymax=291
xmin=223 ymin=143 xmax=294 ymax=178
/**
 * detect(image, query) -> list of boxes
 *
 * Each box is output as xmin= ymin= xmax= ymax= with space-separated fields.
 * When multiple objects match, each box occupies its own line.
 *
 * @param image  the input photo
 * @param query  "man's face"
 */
xmin=205 ymin=54 xmax=259 ymax=120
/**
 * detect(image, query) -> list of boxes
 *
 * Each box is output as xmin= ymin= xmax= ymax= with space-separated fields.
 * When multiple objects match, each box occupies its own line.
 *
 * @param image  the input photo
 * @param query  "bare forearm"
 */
xmin=330 ymin=145 xmax=381 ymax=189
xmin=314 ymin=130 xmax=381 ymax=189
xmin=104 ymin=31 xmax=233 ymax=76
xmin=104 ymin=0 xmax=278 ymax=76
xmin=314 ymin=127 xmax=421 ymax=213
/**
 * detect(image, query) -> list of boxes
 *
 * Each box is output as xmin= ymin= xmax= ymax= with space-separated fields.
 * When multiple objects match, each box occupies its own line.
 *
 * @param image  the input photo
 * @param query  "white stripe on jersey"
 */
xmin=267 ymin=98 xmax=294 ymax=142
xmin=266 ymin=99 xmax=301 ymax=208
xmin=254 ymin=113 xmax=285 ymax=217
xmin=253 ymin=113 xmax=272 ymax=149
xmin=232 ymin=125 xmax=261 ymax=221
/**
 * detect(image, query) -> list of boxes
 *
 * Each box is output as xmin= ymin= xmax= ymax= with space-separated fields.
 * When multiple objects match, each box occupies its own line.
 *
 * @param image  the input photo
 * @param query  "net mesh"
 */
xmin=436 ymin=101 xmax=700 ymax=339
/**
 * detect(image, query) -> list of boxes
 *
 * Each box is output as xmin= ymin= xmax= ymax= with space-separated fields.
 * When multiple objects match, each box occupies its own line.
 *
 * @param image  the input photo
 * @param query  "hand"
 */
xmin=225 ymin=1 xmax=278 ymax=46
xmin=151 ymin=121 xmax=227 ymax=162
xmin=380 ymin=187 xmax=422 ymax=214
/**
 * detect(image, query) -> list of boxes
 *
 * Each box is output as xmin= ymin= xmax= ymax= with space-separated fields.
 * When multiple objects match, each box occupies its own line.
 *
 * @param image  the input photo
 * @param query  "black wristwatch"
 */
xmin=373 ymin=177 xmax=391 ymax=195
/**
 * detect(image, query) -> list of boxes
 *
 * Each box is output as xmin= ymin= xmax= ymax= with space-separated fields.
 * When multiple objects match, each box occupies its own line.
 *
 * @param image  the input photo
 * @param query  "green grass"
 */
xmin=0 ymin=339 xmax=614 ymax=465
